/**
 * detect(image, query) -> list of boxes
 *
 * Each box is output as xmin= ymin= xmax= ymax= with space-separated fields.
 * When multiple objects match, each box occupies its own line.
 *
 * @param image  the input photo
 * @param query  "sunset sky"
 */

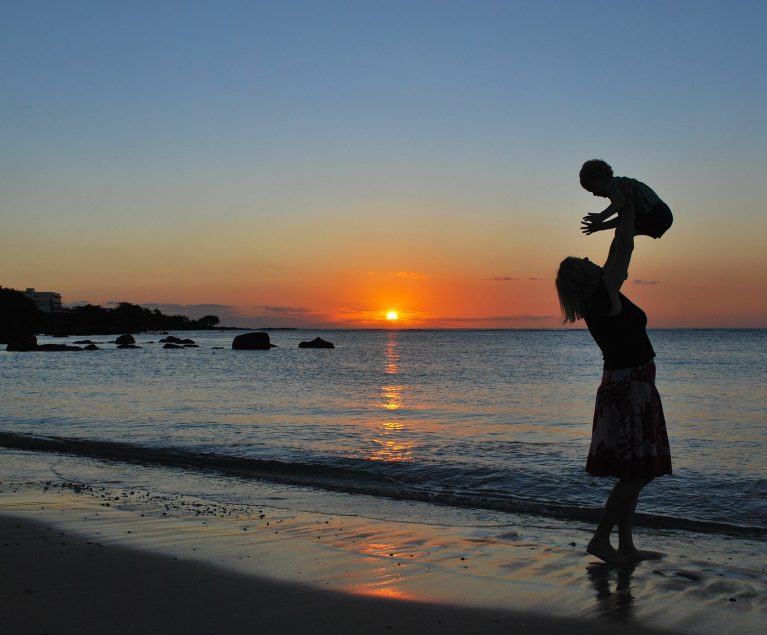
xmin=2 ymin=1 xmax=765 ymax=328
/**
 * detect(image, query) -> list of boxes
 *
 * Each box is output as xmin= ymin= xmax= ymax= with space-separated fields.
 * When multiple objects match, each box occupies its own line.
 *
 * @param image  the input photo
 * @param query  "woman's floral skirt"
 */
xmin=586 ymin=361 xmax=672 ymax=480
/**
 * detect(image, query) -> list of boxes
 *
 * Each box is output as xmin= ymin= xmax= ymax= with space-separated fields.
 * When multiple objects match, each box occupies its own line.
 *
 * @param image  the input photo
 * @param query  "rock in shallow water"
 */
xmin=232 ymin=332 xmax=276 ymax=350
xmin=298 ymin=337 xmax=335 ymax=349
xmin=36 ymin=344 xmax=84 ymax=352
xmin=5 ymin=333 xmax=37 ymax=351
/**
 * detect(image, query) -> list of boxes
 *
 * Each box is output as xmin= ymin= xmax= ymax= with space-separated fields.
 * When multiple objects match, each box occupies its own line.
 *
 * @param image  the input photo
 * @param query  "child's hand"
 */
xmin=581 ymin=212 xmax=603 ymax=235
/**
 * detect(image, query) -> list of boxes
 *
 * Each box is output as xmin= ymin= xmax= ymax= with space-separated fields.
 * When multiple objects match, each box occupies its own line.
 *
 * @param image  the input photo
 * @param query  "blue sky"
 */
xmin=2 ymin=1 xmax=766 ymax=326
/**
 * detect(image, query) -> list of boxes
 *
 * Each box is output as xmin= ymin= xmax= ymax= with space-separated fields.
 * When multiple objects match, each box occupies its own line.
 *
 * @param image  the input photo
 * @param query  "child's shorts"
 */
xmin=635 ymin=202 xmax=673 ymax=239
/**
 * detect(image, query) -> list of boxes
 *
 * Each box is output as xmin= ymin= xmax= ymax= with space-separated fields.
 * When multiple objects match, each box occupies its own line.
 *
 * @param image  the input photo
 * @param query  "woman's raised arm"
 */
xmin=602 ymin=202 xmax=636 ymax=308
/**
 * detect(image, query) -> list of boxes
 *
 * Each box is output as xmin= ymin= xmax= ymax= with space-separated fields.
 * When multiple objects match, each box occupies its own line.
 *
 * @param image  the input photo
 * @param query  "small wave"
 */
xmin=0 ymin=431 xmax=762 ymax=539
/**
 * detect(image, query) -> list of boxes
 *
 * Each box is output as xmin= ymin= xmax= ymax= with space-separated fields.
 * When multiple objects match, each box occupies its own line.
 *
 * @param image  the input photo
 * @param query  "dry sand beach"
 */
xmin=2 ymin=481 xmax=764 ymax=635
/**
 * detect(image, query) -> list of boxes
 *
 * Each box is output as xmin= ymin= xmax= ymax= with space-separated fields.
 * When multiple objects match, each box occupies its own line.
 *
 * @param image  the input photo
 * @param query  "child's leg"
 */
xmin=635 ymin=203 xmax=673 ymax=239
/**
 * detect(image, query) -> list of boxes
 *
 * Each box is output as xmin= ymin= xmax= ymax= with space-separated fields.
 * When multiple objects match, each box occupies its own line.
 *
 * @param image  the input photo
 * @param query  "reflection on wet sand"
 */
xmin=587 ymin=563 xmax=637 ymax=621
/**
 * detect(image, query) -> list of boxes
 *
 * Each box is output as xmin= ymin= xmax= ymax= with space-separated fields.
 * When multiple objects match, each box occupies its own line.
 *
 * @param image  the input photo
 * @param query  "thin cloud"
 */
xmin=426 ymin=314 xmax=554 ymax=323
xmin=332 ymin=306 xmax=384 ymax=320
xmin=490 ymin=276 xmax=517 ymax=281
xmin=250 ymin=305 xmax=310 ymax=315
xmin=390 ymin=271 xmax=427 ymax=280
xmin=144 ymin=303 xmax=234 ymax=312
xmin=632 ymin=279 xmax=660 ymax=285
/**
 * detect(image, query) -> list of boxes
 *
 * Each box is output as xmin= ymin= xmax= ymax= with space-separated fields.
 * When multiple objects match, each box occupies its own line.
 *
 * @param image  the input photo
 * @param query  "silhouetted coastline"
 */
xmin=0 ymin=286 xmax=222 ymax=342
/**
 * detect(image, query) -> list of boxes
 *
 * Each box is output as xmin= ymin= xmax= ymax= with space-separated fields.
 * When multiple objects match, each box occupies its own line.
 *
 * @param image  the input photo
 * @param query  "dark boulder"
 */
xmin=83 ymin=344 xmax=100 ymax=350
xmin=115 ymin=334 xmax=135 ymax=345
xmin=37 ymin=344 xmax=83 ymax=352
xmin=117 ymin=343 xmax=141 ymax=349
xmin=232 ymin=332 xmax=276 ymax=350
xmin=160 ymin=336 xmax=195 ymax=345
xmin=6 ymin=334 xmax=83 ymax=351
xmin=6 ymin=333 xmax=38 ymax=352
xmin=163 ymin=343 xmax=183 ymax=349
xmin=74 ymin=339 xmax=96 ymax=344
xmin=298 ymin=337 xmax=335 ymax=349
xmin=182 ymin=343 xmax=199 ymax=348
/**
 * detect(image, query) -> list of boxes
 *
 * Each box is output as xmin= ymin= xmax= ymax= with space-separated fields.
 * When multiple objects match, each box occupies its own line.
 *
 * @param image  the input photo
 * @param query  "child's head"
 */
xmin=579 ymin=159 xmax=613 ymax=195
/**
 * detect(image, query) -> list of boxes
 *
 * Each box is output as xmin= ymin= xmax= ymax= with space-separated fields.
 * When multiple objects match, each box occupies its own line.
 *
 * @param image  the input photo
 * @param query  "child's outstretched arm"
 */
xmin=581 ymin=180 xmax=626 ymax=229
xmin=581 ymin=216 xmax=620 ymax=235
xmin=600 ymin=179 xmax=626 ymax=218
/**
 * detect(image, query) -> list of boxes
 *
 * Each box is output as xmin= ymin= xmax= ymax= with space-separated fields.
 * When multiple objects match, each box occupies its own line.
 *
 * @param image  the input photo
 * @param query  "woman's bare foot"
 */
xmin=587 ymin=539 xmax=626 ymax=564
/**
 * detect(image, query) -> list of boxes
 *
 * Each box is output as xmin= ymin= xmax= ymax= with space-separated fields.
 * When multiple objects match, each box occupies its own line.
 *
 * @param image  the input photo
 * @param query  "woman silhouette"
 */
xmin=556 ymin=202 xmax=672 ymax=563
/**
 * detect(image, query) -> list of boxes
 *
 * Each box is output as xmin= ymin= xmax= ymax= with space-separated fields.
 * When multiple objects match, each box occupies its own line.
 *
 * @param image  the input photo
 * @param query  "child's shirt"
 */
xmin=607 ymin=177 xmax=664 ymax=216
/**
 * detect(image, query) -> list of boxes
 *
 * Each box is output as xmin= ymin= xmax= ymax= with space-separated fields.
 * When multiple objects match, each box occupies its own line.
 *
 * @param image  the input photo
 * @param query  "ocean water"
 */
xmin=1 ymin=329 xmax=765 ymax=537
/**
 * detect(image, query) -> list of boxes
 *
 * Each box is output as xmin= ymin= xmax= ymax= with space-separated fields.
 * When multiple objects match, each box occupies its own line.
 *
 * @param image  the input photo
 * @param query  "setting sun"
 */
xmin=386 ymin=311 xmax=398 ymax=321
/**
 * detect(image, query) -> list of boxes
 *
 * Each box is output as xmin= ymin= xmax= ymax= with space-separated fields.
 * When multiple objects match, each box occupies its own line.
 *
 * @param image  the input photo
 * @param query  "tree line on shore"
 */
xmin=0 ymin=286 xmax=219 ymax=343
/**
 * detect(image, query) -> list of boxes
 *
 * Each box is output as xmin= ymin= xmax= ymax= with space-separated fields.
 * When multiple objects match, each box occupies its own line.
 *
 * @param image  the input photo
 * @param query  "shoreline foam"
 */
xmin=2 ymin=433 xmax=761 ymax=539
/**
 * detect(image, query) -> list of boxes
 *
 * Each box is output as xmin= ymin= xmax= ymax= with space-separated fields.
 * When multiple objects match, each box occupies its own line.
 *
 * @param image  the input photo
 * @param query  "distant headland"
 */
xmin=0 ymin=286 xmax=224 ymax=342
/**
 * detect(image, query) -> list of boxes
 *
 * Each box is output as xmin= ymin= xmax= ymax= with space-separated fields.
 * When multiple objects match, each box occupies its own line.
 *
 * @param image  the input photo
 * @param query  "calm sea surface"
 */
xmin=1 ymin=329 xmax=765 ymax=535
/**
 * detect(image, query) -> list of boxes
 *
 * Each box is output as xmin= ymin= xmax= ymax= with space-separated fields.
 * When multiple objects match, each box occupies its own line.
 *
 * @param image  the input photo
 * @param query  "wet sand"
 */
xmin=1 ymin=513 xmax=670 ymax=635
xmin=1 ymin=487 xmax=764 ymax=635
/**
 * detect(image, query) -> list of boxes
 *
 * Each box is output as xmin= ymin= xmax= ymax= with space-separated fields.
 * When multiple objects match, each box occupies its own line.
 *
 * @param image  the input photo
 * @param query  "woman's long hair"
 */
xmin=556 ymin=257 xmax=596 ymax=324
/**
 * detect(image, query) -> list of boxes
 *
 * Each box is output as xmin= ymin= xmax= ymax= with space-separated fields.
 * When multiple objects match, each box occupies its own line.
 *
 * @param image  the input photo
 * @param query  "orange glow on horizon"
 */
xmin=11 ymin=226 xmax=766 ymax=329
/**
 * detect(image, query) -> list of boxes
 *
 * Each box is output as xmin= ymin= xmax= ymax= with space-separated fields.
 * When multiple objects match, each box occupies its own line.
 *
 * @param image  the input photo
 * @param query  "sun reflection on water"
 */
xmin=380 ymin=385 xmax=403 ymax=410
xmin=369 ymin=432 xmax=413 ymax=462
xmin=385 ymin=332 xmax=399 ymax=372
xmin=369 ymin=332 xmax=414 ymax=463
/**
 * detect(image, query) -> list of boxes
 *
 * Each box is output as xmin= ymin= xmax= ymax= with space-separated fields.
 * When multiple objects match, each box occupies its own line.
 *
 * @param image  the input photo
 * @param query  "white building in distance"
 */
xmin=24 ymin=288 xmax=62 ymax=313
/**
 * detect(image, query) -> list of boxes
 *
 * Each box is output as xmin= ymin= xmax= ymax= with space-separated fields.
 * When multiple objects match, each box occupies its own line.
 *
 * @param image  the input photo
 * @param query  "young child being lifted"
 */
xmin=580 ymin=159 xmax=673 ymax=242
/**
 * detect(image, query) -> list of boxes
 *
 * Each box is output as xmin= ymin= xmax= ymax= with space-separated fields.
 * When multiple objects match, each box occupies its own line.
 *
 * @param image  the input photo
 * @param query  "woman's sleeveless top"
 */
xmin=584 ymin=278 xmax=656 ymax=370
